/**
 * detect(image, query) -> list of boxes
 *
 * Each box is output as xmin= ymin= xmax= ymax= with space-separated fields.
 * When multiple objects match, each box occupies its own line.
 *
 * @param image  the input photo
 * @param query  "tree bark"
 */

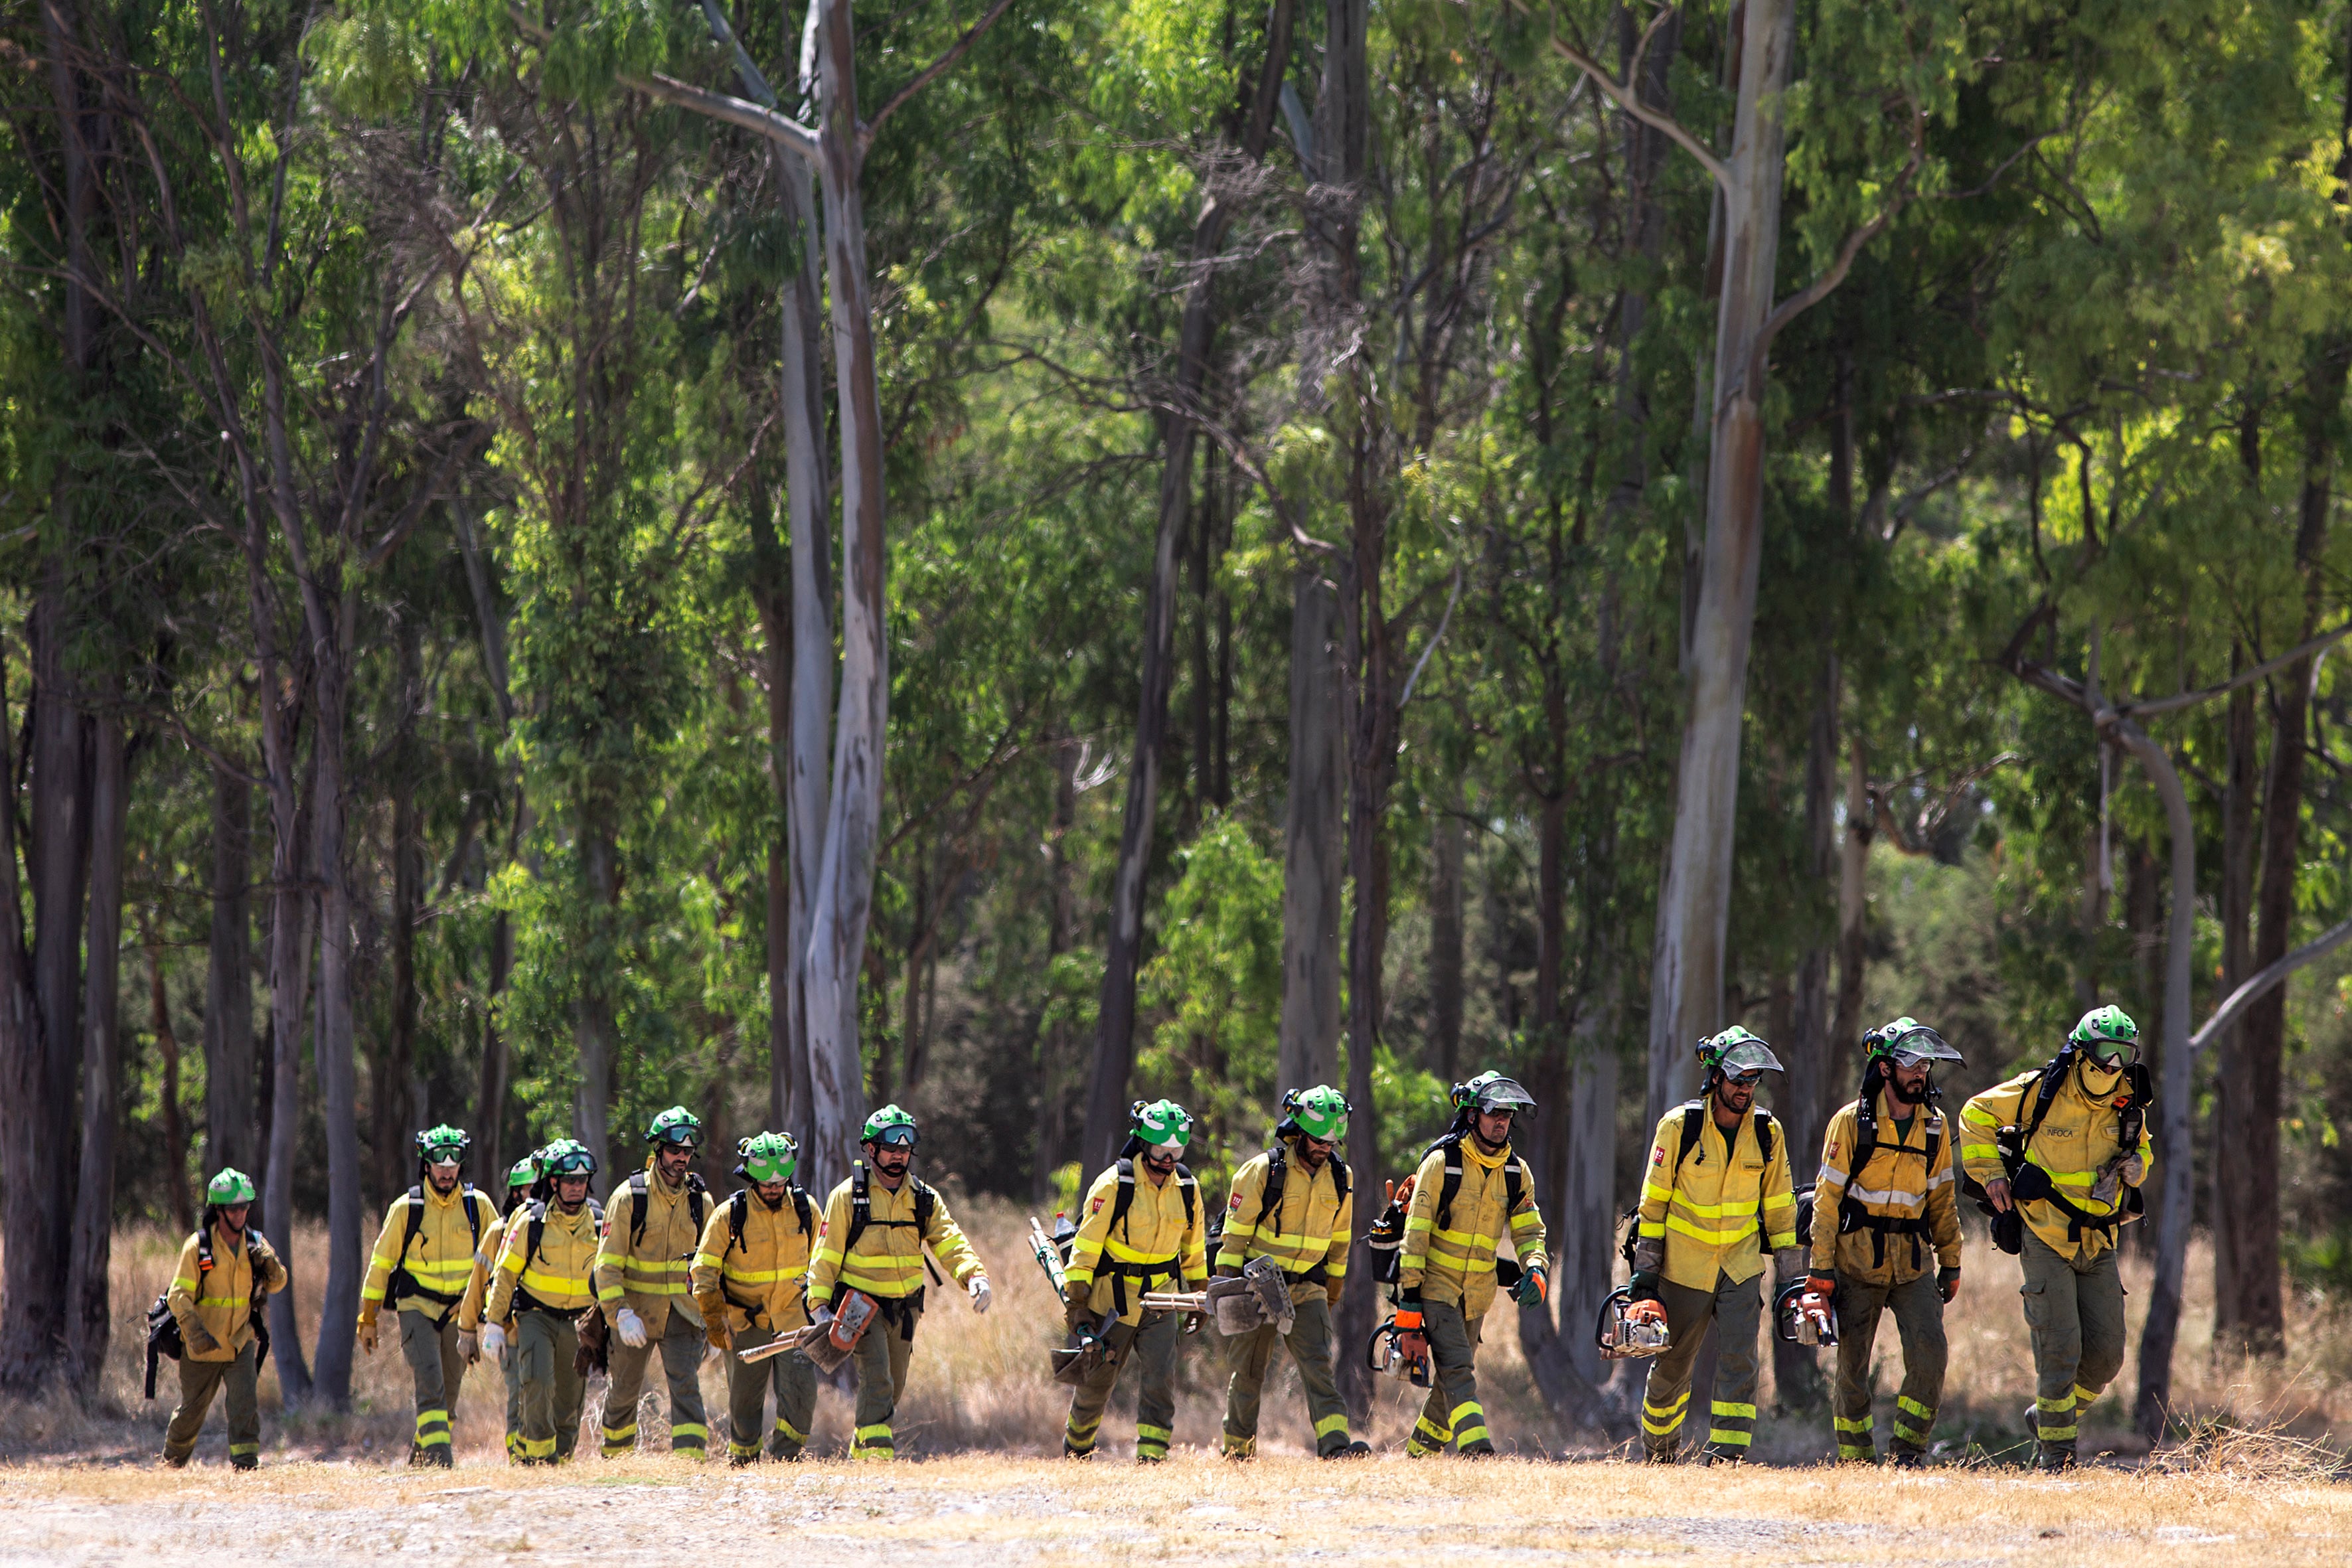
xmin=262 ymin=752 xmax=316 ymax=1405
xmin=0 ymin=634 xmax=50 ymax=1395
xmin=576 ymin=807 xmax=619 ymax=1174
xmin=306 ymin=589 xmax=365 ymax=1409
xmin=1032 ymin=732 xmax=1081 ymax=1200
xmin=153 ymin=929 xmax=193 ymax=1234
xmin=204 ymin=763 xmax=258 ymax=1175
xmin=1644 ymin=0 xmax=1795 ymax=1123
xmin=1775 ymin=649 xmax=1836 ymax=1411
xmin=66 ymin=712 xmax=127 ymax=1387
xmin=1279 ymin=564 xmax=1346 ymax=1091
xmin=2223 ymin=358 xmax=2343 ymax=1354
xmin=1427 ymin=805 xmax=1464 ymax=1081
xmin=802 ymin=0 xmax=894 ymax=1191
xmin=1832 ymin=738 xmax=1872 ymax=1063
xmin=375 ymin=621 xmax=424 ymax=1206
xmin=455 ymin=501 xmax=518 ymax=1180
xmin=2212 ymin=658 xmax=2256 ymax=1329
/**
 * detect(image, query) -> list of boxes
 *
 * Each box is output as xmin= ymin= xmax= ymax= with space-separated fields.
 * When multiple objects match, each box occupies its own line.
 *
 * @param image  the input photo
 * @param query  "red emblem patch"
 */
xmin=1650 ymin=1146 xmax=1666 ymax=1168
xmin=1228 ymin=1193 xmax=1244 ymax=1211
xmin=1089 ymin=1197 xmax=1105 ymax=1214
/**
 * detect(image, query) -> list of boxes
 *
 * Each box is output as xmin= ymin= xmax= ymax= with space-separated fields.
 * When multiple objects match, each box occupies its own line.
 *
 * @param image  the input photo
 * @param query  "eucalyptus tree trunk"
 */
xmin=205 ymin=764 xmax=258 ymax=1174
xmin=66 ymin=713 xmax=128 ymax=1385
xmin=0 ymin=635 xmax=42 ymax=1395
xmin=455 ymin=502 xmax=518 ymax=1181
xmin=1279 ymin=568 xmax=1344 ymax=1091
xmin=1644 ymin=0 xmax=1794 ymax=1119
xmin=256 ymin=627 xmax=315 ymax=1406
xmin=1427 ymin=808 xmax=1464 ymax=1081
xmin=2211 ymin=659 xmax=2256 ymax=1340
xmin=1086 ymin=0 xmax=1298 ymax=1170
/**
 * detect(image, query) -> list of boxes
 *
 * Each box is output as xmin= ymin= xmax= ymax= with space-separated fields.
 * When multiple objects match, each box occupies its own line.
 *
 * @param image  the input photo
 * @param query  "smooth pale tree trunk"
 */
xmin=1085 ymin=0 xmax=1296 ymax=1170
xmin=1279 ymin=567 xmax=1345 ymax=1091
xmin=205 ymin=765 xmax=258 ymax=1174
xmin=1832 ymin=740 xmax=1872 ymax=1054
xmin=781 ymin=147 xmax=832 ymax=1154
xmin=1774 ymin=648 xmax=1836 ymax=1410
xmin=1644 ymin=0 xmax=1794 ymax=1123
xmin=66 ymin=713 xmax=127 ymax=1385
xmin=1032 ymin=734 xmax=1081 ymax=1198
xmin=802 ymin=0 xmax=893 ymax=1189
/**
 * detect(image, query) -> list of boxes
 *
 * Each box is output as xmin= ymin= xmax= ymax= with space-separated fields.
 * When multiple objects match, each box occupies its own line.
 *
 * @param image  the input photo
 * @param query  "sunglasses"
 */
xmin=1724 ymin=1070 xmax=1764 ymax=1088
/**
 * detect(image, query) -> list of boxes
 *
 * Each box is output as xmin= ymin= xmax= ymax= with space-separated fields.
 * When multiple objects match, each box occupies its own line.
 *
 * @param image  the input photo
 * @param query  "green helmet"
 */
xmin=541 ymin=1138 xmax=598 ymax=1178
xmin=1697 ymin=1026 xmax=1784 ymax=1081
xmin=1280 ymin=1084 xmax=1350 ymax=1142
xmin=1452 ymin=1071 xmax=1535 ymax=1116
xmin=1130 ymin=1099 xmax=1194 ymax=1151
xmin=862 ymin=1104 xmax=919 ymax=1148
xmin=206 ymin=1168 xmax=257 ymax=1206
xmin=2069 ymin=1004 xmax=2139 ymax=1063
xmin=646 ymin=1105 xmax=703 ymax=1148
xmin=736 ymin=1131 xmax=799 ymax=1184
xmin=414 ymin=1124 xmax=470 ymax=1164
xmin=1865 ymin=1016 xmax=1964 ymax=1070
xmin=507 ymin=1151 xmax=542 ymax=1190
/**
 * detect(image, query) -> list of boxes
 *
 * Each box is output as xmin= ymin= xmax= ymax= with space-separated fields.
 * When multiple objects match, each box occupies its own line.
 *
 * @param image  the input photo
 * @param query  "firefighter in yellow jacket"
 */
xmin=807 ymin=1105 xmax=990 ymax=1460
xmin=357 ymin=1125 xmax=496 ymax=1466
xmin=1396 ymin=1072 xmax=1549 ymax=1458
xmin=692 ymin=1132 xmax=821 ymax=1463
xmin=461 ymin=1150 xmax=544 ymax=1461
xmin=483 ymin=1140 xmax=603 ymax=1464
xmin=162 ymin=1168 xmax=287 ymax=1468
xmin=1626 ymin=1028 xmax=1800 ymax=1464
xmin=1806 ymin=1020 xmax=1964 ymax=1466
xmin=1060 ymin=1099 xmax=1210 ymax=1462
xmin=1961 ymin=1005 xmax=2153 ymax=1470
xmin=594 ymin=1105 xmax=714 ymax=1458
xmin=1214 ymin=1085 xmax=1366 ymax=1459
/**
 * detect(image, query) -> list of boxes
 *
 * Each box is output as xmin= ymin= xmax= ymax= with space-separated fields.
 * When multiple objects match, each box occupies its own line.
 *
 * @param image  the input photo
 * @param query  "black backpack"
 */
xmin=1616 ymin=1101 xmax=1778 ymax=1271
xmin=1834 ymin=1090 xmax=1944 ymax=1271
xmin=1370 ymin=1131 xmax=1528 ymax=1288
xmin=1089 ymin=1156 xmax=1200 ymax=1312
xmin=625 ymin=1168 xmax=708 ymax=1249
xmin=1958 ymin=1052 xmax=2151 ymax=1251
xmin=144 ymin=1225 xmax=274 ymax=1400
xmin=388 ymin=1184 xmax=489 ymax=1324
xmin=512 ymin=1197 xmax=607 ymax=1314
xmin=1243 ymin=1142 xmax=1350 ymax=1284
xmin=831 ymin=1161 xmax=946 ymax=1305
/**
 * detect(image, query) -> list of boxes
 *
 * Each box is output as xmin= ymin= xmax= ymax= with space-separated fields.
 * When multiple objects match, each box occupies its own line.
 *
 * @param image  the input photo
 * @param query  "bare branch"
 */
xmin=1757 ymin=108 xmax=1926 ymax=356
xmin=2120 ymin=621 xmax=2352 ymax=719
xmin=507 ymin=7 xmax=820 ymax=163
xmin=1542 ymin=30 xmax=1727 ymax=191
xmin=2190 ymin=915 xmax=2352 ymax=1057
xmin=858 ymin=0 xmax=1019 ymax=160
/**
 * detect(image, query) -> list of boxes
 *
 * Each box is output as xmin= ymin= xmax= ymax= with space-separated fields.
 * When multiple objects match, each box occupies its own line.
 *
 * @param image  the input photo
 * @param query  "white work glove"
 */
xmin=968 ymin=1276 xmax=992 ymax=1314
xmin=2120 ymin=1154 xmax=2146 ymax=1185
xmin=615 ymin=1306 xmax=649 ymax=1348
xmin=457 ymin=1329 xmax=480 ymax=1365
xmin=481 ymin=1322 xmax=507 ymax=1364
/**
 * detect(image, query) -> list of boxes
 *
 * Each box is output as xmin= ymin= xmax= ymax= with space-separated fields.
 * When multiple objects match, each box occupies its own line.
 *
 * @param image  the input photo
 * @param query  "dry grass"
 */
xmin=5 ymin=1201 xmax=2349 ymax=1470
xmin=7 ymin=1453 xmax=2352 ymax=1567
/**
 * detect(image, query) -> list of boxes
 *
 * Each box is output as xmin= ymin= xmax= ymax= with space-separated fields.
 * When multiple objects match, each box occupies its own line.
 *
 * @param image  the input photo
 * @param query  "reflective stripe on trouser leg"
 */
xmin=850 ymin=1302 xmax=909 ymax=1460
xmin=516 ymin=1310 xmax=584 ymax=1463
xmin=400 ymin=1308 xmax=463 ymax=1454
xmin=2021 ymin=1230 xmax=2095 ymax=1453
xmin=1701 ymin=1271 xmax=1764 ymax=1456
xmin=1131 ymin=1312 xmax=1180 ymax=1461
xmin=727 ymin=1324 xmax=775 ymax=1458
xmin=1424 ymin=1300 xmax=1490 ymax=1452
xmin=1639 ymin=1276 xmax=1722 ymax=1456
xmin=768 ymin=1347 xmax=817 ymax=1457
xmin=414 ymin=1407 xmax=452 ymax=1449
xmin=1832 ymin=1278 xmax=1887 ymax=1460
xmin=505 ymin=1330 xmax=524 ymax=1460
xmin=601 ymin=1328 xmax=651 ymax=1454
xmin=659 ymin=1308 xmax=710 ymax=1455
xmin=1221 ymin=1318 xmax=1279 ymax=1453
xmin=1286 ymin=1298 xmax=1353 ymax=1455
xmin=1885 ymin=1269 xmax=1948 ymax=1454
xmin=1061 ymin=1318 xmax=1129 ymax=1456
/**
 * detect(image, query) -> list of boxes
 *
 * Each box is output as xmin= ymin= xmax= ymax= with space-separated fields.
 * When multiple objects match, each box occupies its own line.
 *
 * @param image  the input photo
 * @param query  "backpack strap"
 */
xmin=686 ymin=1172 xmax=708 ymax=1235
xmin=728 ymin=1190 xmax=749 ymax=1256
xmin=793 ymin=1185 xmax=813 ymax=1237
xmin=914 ymin=1180 xmax=936 ymax=1233
xmin=1178 ymin=1164 xmax=1197 ymax=1229
xmin=627 ymin=1170 xmax=651 ymax=1249
xmin=1432 ymin=1131 xmax=1467 ymax=1229
xmin=1753 ymin=1107 xmax=1776 ymax=1166
xmin=1253 ymin=1146 xmax=1288 ymax=1234
xmin=1108 ymin=1157 xmax=1138 ymax=1237
xmin=1676 ymin=1102 xmax=1706 ymax=1172
xmin=847 ymin=1160 xmax=870 ymax=1252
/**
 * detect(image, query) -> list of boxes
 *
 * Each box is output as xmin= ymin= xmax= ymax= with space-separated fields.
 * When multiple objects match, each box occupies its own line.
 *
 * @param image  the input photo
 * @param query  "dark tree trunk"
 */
xmin=204 ymin=763 xmax=258 ymax=1175
xmin=66 ymin=713 xmax=128 ymax=1387
xmin=2212 ymin=654 xmax=2256 ymax=1336
xmin=0 ymin=631 xmax=51 ymax=1395
xmin=307 ymin=594 xmax=365 ymax=1409
xmin=1032 ymin=732 xmax=1081 ymax=1201
xmin=576 ymin=804 xmax=621 ymax=1176
xmin=374 ymin=623 xmax=424 ymax=1205
xmin=1427 ymin=805 xmax=1464 ymax=1081
xmin=1279 ymin=565 xmax=1346 ymax=1091
xmin=153 ymin=929 xmax=193 ymax=1233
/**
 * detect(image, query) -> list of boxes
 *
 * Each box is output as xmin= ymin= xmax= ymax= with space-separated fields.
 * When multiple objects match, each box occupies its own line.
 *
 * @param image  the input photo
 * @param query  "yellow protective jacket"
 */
xmin=691 ymin=1186 xmax=819 ymax=1334
xmin=485 ymin=1199 xmax=603 ymax=1322
xmin=1398 ymin=1136 xmax=1548 ymax=1317
xmin=1213 ymin=1142 xmax=1352 ymax=1304
xmin=1636 ymin=1101 xmax=1798 ymax=1291
xmin=1810 ymin=1092 xmax=1962 ymax=1286
xmin=1065 ymin=1159 xmax=1208 ymax=1324
xmin=457 ymin=1209 xmax=512 ymax=1334
xmin=1960 ymin=1062 xmax=2152 ymax=1263
xmin=168 ymin=1221 xmax=286 ymax=1362
xmin=807 ymin=1166 xmax=984 ymax=1304
xmin=593 ymin=1165 xmax=710 ymax=1333
xmin=360 ymin=1182 xmax=494 ymax=1320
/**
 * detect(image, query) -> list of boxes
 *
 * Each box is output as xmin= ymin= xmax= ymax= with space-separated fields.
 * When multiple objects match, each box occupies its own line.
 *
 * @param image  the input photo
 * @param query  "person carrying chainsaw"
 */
xmin=807 ymin=1105 xmax=990 ymax=1461
xmin=692 ymin=1131 xmax=821 ymax=1464
xmin=1214 ymin=1084 xmax=1368 ymax=1460
xmin=1806 ymin=1019 xmax=1964 ymax=1466
xmin=593 ymin=1106 xmax=714 ymax=1458
xmin=460 ymin=1148 xmax=545 ymax=1462
xmin=161 ymin=1169 xmax=287 ymax=1468
xmin=357 ymin=1124 xmax=495 ymax=1466
xmin=1628 ymin=1027 xmax=1800 ymax=1464
xmin=483 ymin=1139 xmax=603 ymax=1464
xmin=1960 ymin=1004 xmax=2152 ymax=1470
xmin=1059 ymin=1099 xmax=1210 ymax=1462
xmin=1392 ymin=1071 xmax=1549 ymax=1458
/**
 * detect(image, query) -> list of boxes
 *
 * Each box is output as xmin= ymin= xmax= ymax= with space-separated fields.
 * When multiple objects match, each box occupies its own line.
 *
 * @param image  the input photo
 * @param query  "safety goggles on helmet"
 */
xmin=2068 ymin=1003 xmax=2138 ymax=1059
xmin=646 ymin=1106 xmax=703 ymax=1148
xmin=542 ymin=1140 xmax=598 ymax=1178
xmin=1869 ymin=1018 xmax=1964 ymax=1070
xmin=862 ymin=1103 xmax=918 ymax=1148
xmin=414 ymin=1123 xmax=470 ymax=1164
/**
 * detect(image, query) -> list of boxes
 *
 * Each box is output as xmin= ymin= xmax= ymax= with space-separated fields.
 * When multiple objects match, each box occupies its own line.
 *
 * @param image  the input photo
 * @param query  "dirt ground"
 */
xmin=5 ymin=1452 xmax=2347 ymax=1568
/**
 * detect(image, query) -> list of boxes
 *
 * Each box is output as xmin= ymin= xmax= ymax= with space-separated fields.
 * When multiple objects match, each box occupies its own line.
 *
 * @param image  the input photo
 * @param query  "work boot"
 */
xmin=1700 ymin=1448 xmax=1743 ymax=1467
xmin=1062 ymin=1444 xmax=1095 ymax=1460
xmin=230 ymin=1458 xmax=258 ymax=1472
xmin=1642 ymin=1446 xmax=1676 ymax=1465
xmin=162 ymin=1452 xmax=191 ymax=1470
xmin=1320 ymin=1440 xmax=1372 ymax=1460
xmin=1891 ymin=1450 xmax=1924 ymax=1471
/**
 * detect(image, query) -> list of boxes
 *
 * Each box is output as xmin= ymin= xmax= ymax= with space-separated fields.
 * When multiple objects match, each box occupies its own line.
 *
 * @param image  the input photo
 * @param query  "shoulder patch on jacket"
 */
xmin=1228 ymin=1192 xmax=1244 ymax=1211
